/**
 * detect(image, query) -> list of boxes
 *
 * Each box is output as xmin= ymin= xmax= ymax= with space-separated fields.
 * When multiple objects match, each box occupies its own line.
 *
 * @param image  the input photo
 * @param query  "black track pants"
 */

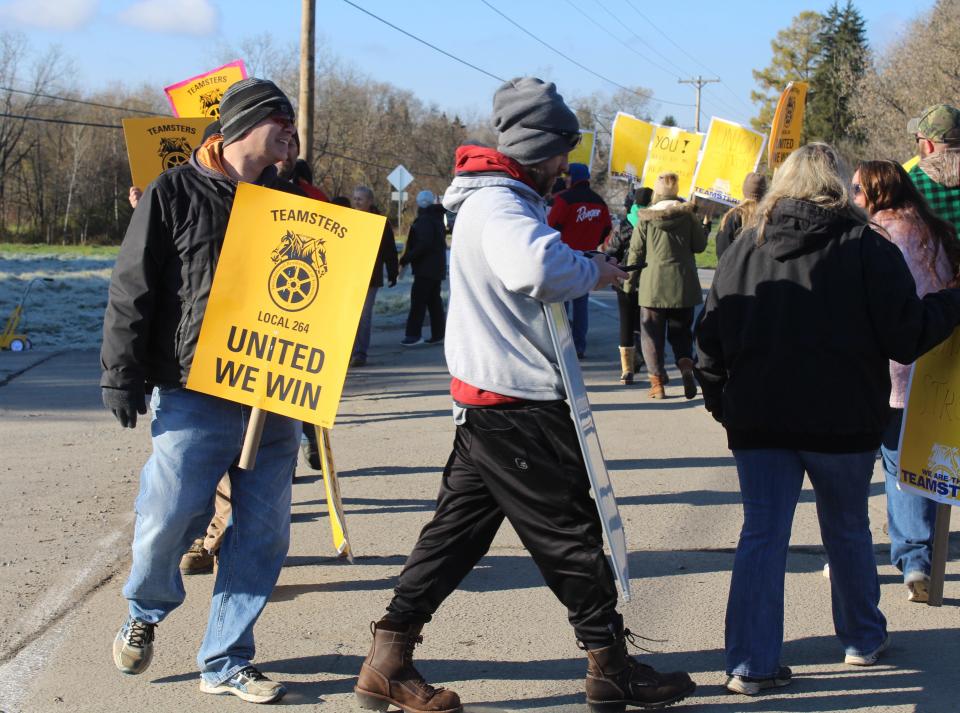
xmin=385 ymin=400 xmax=619 ymax=645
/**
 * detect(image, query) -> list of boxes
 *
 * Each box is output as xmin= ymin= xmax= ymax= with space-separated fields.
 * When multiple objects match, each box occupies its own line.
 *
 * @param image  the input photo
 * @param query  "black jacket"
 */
xmin=370 ymin=218 xmax=399 ymax=289
xmin=715 ymin=210 xmax=743 ymax=259
xmin=400 ymin=204 xmax=447 ymax=280
xmin=100 ymin=153 xmax=302 ymax=391
xmin=695 ymin=198 xmax=960 ymax=453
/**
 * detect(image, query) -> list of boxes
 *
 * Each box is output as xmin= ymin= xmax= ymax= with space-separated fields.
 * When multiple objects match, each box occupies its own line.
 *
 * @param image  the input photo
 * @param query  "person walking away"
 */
xmin=853 ymin=159 xmax=960 ymax=603
xmin=624 ymin=173 xmax=705 ymax=399
xmin=604 ymin=187 xmax=648 ymax=384
xmin=400 ymin=190 xmax=447 ymax=346
xmin=350 ymin=186 xmax=399 ymax=367
xmin=548 ymin=162 xmax=612 ymax=358
xmin=694 ymin=143 xmax=960 ymax=695
xmin=101 ymin=78 xmax=304 ymax=704
xmin=353 ymin=77 xmax=694 ymax=713
xmin=908 ymin=104 xmax=960 ymax=237
xmin=716 ymin=172 xmax=767 ymax=259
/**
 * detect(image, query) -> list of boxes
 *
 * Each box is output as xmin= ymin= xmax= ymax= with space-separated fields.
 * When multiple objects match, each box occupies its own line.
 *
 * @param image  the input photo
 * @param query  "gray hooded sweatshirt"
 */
xmin=441 ymin=174 xmax=599 ymax=402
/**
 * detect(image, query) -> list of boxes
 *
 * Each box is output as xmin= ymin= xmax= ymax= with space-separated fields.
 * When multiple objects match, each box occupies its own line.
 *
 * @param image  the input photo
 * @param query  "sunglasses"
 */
xmin=267 ymin=112 xmax=296 ymax=130
xmin=522 ymin=123 xmax=582 ymax=149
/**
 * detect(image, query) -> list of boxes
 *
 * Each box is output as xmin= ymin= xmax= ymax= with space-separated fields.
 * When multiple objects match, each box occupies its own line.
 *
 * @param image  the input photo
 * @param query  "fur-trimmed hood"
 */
xmin=636 ymin=199 xmax=696 ymax=223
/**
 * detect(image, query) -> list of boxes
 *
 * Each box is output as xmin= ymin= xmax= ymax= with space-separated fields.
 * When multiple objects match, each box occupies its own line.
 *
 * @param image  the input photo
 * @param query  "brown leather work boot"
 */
xmin=179 ymin=538 xmax=213 ymax=575
xmin=648 ymin=374 xmax=666 ymax=399
xmin=355 ymin=620 xmax=462 ymax=713
xmin=583 ymin=630 xmax=695 ymax=712
xmin=677 ymin=358 xmax=697 ymax=400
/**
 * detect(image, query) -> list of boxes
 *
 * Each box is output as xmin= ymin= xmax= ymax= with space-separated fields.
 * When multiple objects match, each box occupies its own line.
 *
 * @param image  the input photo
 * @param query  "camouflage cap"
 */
xmin=907 ymin=104 xmax=960 ymax=142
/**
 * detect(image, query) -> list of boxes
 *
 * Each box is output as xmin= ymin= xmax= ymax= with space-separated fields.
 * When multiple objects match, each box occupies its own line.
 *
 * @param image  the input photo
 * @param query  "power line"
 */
xmin=620 ymin=0 xmax=755 ymax=117
xmin=340 ymin=0 xmax=506 ymax=83
xmin=0 ymin=112 xmax=122 ymax=130
xmin=480 ymin=0 xmax=692 ymax=108
xmin=0 ymin=86 xmax=160 ymax=116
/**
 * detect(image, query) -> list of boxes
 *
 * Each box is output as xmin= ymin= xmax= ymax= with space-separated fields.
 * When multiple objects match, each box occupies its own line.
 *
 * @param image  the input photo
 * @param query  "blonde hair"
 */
xmin=747 ymin=143 xmax=864 ymax=243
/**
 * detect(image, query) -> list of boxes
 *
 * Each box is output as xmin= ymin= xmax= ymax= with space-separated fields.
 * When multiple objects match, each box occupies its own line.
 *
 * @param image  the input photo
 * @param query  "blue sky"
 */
xmin=1 ymin=0 xmax=933 ymax=130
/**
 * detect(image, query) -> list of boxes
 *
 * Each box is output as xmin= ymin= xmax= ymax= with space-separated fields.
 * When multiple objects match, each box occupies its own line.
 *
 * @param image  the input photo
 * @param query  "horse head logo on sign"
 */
xmin=268 ymin=230 xmax=328 ymax=312
xmin=199 ymin=88 xmax=224 ymax=117
xmin=157 ymin=137 xmax=192 ymax=170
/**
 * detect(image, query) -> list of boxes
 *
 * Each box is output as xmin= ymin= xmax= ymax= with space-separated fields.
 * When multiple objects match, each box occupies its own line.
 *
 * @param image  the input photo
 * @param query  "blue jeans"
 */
xmin=123 ymin=386 xmax=299 ymax=685
xmin=352 ymin=287 xmax=378 ymax=359
xmin=565 ymin=293 xmax=589 ymax=356
xmin=726 ymin=449 xmax=887 ymax=678
xmin=881 ymin=408 xmax=936 ymax=579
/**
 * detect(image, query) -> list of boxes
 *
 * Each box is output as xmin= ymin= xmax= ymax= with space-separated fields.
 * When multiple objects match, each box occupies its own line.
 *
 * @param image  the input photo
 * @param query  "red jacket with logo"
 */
xmin=547 ymin=180 xmax=612 ymax=251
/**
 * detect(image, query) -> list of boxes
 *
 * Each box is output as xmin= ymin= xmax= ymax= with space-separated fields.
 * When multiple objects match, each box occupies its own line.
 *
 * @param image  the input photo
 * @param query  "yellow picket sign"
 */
xmin=767 ymin=81 xmax=808 ymax=170
xmin=318 ymin=426 xmax=353 ymax=560
xmin=122 ymin=117 xmax=214 ymax=189
xmin=903 ymin=155 xmax=920 ymax=172
xmin=164 ymin=60 xmax=247 ymax=118
xmin=609 ymin=112 xmax=654 ymax=180
xmin=692 ymin=117 xmax=767 ymax=204
xmin=640 ymin=125 xmax=704 ymax=198
xmin=186 ymin=182 xmax=385 ymax=426
xmin=898 ymin=328 xmax=960 ymax=506
xmin=568 ymin=130 xmax=596 ymax=169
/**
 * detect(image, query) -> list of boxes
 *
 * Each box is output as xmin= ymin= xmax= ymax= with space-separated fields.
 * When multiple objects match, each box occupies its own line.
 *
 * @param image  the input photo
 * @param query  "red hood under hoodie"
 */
xmin=454 ymin=145 xmax=539 ymax=192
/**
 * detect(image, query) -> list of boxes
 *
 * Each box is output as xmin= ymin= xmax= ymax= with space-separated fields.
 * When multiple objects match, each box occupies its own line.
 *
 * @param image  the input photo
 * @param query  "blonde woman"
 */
xmin=695 ymin=143 xmax=960 ymax=695
xmin=624 ymin=173 xmax=706 ymax=399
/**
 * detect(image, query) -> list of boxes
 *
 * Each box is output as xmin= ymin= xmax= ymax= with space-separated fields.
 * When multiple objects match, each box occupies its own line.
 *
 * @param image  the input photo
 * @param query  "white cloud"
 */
xmin=0 ymin=0 xmax=98 ymax=31
xmin=117 ymin=0 xmax=218 ymax=36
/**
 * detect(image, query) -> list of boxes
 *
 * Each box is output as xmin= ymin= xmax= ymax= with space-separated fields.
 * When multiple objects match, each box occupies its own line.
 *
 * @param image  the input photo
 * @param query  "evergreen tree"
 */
xmin=806 ymin=1 xmax=868 ymax=145
xmin=750 ymin=11 xmax=824 ymax=136
xmin=662 ymin=115 xmax=677 ymax=127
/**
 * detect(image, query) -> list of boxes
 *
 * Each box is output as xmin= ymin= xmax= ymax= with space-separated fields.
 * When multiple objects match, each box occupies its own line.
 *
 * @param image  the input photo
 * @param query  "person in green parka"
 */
xmin=624 ymin=172 xmax=706 ymax=399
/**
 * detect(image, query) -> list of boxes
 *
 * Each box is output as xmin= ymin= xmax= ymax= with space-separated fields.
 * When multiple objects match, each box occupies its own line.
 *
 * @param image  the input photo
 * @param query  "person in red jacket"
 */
xmin=547 ymin=162 xmax=611 ymax=357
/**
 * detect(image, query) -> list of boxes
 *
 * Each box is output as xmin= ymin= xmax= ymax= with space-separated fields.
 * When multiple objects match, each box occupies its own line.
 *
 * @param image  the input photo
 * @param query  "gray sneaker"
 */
xmin=726 ymin=666 xmax=792 ymax=695
xmin=113 ymin=615 xmax=155 ymax=675
xmin=200 ymin=665 xmax=286 ymax=704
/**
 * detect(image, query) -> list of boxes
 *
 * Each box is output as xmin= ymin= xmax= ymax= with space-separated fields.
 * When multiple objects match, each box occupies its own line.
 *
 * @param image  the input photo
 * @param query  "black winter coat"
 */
xmin=101 ymin=155 xmax=302 ymax=391
xmin=400 ymin=204 xmax=447 ymax=280
xmin=369 ymin=219 xmax=399 ymax=289
xmin=695 ymin=198 xmax=960 ymax=453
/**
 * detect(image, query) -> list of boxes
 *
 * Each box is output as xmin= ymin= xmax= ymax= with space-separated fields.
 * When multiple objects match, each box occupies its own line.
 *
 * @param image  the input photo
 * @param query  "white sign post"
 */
xmin=387 ymin=164 xmax=414 ymax=236
xmin=544 ymin=301 xmax=631 ymax=601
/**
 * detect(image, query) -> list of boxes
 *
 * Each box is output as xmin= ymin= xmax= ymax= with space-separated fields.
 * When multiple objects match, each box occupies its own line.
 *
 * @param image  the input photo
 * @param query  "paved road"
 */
xmin=0 ymin=288 xmax=957 ymax=713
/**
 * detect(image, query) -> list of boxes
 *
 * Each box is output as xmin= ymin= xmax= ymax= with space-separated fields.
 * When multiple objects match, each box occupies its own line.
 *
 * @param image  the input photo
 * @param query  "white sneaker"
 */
xmin=822 ymin=562 xmax=830 ymax=579
xmin=844 ymin=635 xmax=889 ymax=666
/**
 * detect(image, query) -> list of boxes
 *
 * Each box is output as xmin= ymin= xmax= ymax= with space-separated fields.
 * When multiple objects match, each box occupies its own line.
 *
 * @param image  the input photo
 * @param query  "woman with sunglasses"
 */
xmin=852 ymin=159 xmax=960 ymax=603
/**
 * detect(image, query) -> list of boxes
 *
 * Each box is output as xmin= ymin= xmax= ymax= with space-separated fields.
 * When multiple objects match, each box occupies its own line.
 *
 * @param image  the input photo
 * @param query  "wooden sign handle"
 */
xmin=927 ymin=503 xmax=952 ymax=607
xmin=238 ymin=407 xmax=267 ymax=470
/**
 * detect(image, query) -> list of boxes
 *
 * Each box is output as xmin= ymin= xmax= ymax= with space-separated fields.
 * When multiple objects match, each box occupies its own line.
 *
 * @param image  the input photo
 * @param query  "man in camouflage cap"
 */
xmin=907 ymin=103 xmax=960 ymax=235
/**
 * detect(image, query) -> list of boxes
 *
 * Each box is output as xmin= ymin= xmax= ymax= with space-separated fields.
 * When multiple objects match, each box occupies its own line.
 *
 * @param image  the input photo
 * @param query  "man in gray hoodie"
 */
xmin=354 ymin=77 xmax=695 ymax=713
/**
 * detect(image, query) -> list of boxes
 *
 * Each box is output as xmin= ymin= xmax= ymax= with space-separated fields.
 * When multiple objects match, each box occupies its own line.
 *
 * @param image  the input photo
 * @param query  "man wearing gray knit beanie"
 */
xmin=354 ymin=78 xmax=694 ymax=713
xmin=103 ymin=77 xmax=303 ymax=705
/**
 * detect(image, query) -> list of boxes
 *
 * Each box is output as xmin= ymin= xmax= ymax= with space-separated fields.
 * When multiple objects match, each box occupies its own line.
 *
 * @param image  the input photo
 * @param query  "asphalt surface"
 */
xmin=0 ymin=285 xmax=958 ymax=713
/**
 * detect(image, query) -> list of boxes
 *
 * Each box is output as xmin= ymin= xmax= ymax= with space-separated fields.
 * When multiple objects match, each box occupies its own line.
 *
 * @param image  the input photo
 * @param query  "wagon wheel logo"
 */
xmin=268 ymin=230 xmax=328 ymax=312
xmin=199 ymin=89 xmax=223 ymax=118
xmin=158 ymin=137 xmax=192 ymax=170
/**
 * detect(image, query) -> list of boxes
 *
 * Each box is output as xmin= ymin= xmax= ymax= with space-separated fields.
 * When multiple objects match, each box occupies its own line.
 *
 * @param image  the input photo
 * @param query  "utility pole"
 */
xmin=298 ymin=0 xmax=315 ymax=164
xmin=678 ymin=76 xmax=720 ymax=132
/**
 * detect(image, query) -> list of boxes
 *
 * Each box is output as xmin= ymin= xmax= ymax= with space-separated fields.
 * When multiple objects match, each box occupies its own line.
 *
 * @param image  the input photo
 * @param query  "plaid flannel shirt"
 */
xmin=909 ymin=164 xmax=960 ymax=236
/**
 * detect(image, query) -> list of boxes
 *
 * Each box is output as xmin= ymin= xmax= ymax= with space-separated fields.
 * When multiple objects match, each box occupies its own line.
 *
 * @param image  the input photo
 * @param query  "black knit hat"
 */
xmin=493 ymin=77 xmax=580 ymax=165
xmin=219 ymin=78 xmax=294 ymax=146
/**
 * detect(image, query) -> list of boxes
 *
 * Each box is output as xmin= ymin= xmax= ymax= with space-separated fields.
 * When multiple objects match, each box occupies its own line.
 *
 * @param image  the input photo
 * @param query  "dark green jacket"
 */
xmin=624 ymin=200 xmax=706 ymax=308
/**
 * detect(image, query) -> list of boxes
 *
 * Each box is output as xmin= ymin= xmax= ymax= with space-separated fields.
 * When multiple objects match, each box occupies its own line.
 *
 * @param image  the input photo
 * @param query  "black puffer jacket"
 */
xmin=400 ymin=204 xmax=447 ymax=280
xmin=695 ymin=198 xmax=960 ymax=453
xmin=101 ymin=152 xmax=302 ymax=391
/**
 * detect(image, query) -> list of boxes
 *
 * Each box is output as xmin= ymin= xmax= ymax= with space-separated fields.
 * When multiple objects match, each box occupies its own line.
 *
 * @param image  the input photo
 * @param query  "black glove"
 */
xmin=102 ymin=386 xmax=147 ymax=428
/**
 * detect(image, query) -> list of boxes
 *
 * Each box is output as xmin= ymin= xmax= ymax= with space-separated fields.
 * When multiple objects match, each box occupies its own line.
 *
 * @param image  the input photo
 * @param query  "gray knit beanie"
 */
xmin=219 ymin=78 xmax=294 ymax=146
xmin=493 ymin=77 xmax=580 ymax=165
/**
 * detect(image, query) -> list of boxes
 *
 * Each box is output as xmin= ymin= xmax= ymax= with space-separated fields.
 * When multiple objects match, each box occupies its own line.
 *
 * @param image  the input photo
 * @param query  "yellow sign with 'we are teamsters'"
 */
xmin=187 ymin=182 xmax=385 ymax=426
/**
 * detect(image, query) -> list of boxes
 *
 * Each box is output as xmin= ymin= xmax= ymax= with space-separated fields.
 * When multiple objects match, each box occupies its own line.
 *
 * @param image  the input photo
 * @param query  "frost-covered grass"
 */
xmin=0 ymin=243 xmax=119 ymax=259
xmin=0 ymin=248 xmax=448 ymax=351
xmin=0 ymin=253 xmax=114 ymax=350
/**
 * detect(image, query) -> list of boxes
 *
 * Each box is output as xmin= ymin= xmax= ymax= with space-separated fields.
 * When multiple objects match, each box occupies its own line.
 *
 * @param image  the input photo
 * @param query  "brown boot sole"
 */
xmin=355 ymin=687 xmax=463 ymax=713
xmin=586 ymin=679 xmax=696 ymax=711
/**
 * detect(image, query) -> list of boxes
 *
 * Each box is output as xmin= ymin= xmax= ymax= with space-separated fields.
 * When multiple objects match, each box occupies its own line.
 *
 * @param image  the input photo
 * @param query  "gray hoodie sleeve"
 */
xmin=481 ymin=193 xmax=599 ymax=303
